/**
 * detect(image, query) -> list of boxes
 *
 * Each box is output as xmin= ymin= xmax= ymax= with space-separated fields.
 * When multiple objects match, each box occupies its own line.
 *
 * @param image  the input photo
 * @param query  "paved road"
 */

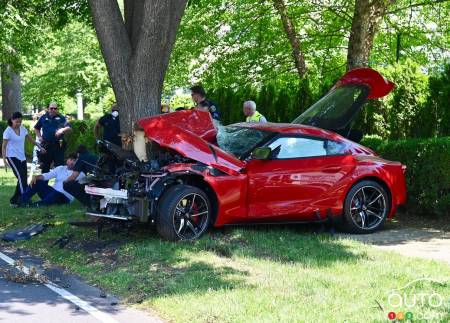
xmin=0 ymin=247 xmax=162 ymax=323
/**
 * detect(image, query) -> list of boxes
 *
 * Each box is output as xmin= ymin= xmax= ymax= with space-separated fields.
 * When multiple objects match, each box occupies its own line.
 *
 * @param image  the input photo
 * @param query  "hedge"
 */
xmin=361 ymin=136 xmax=450 ymax=217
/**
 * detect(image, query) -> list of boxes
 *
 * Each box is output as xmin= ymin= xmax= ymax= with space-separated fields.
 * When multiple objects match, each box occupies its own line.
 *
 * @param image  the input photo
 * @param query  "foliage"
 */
xmin=21 ymin=21 xmax=110 ymax=111
xmin=418 ymin=64 xmax=450 ymax=137
xmin=0 ymin=0 xmax=89 ymax=70
xmin=166 ymin=0 xmax=449 ymax=91
xmin=362 ymin=136 xmax=450 ymax=217
xmin=64 ymin=119 xmax=97 ymax=156
xmin=210 ymin=77 xmax=316 ymax=124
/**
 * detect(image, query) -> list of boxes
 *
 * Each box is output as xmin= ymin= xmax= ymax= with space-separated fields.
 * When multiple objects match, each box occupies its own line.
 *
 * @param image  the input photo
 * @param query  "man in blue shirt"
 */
xmin=34 ymin=102 xmax=72 ymax=174
xmin=94 ymin=103 xmax=121 ymax=147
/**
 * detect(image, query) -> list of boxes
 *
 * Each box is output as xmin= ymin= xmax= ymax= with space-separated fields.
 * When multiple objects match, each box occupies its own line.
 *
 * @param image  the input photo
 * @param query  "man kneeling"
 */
xmin=20 ymin=154 xmax=84 ymax=207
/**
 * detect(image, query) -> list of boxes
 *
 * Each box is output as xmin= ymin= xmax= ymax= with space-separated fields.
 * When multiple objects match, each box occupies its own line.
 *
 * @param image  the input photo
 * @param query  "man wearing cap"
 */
xmin=243 ymin=101 xmax=267 ymax=123
xmin=34 ymin=102 xmax=72 ymax=174
xmin=94 ymin=103 xmax=121 ymax=147
xmin=190 ymin=85 xmax=221 ymax=121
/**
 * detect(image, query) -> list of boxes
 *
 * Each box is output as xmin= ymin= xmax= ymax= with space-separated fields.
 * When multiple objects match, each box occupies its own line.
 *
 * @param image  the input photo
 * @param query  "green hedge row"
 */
xmin=361 ymin=136 xmax=450 ymax=217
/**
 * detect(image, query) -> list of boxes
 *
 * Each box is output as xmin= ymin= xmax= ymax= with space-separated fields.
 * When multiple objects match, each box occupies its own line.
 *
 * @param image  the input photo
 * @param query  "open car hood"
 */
xmin=292 ymin=68 xmax=395 ymax=135
xmin=138 ymin=110 xmax=245 ymax=176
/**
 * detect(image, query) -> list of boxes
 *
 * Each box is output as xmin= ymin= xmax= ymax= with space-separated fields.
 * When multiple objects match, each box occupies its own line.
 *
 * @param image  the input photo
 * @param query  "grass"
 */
xmin=0 ymin=168 xmax=449 ymax=322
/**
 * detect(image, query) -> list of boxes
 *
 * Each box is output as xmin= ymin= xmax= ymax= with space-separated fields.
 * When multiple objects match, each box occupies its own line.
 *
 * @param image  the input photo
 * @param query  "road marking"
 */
xmin=0 ymin=251 xmax=120 ymax=323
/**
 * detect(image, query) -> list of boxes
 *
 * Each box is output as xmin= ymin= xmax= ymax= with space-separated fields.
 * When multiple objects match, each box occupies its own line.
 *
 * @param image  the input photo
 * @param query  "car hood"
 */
xmin=292 ymin=68 xmax=395 ymax=133
xmin=138 ymin=110 xmax=245 ymax=176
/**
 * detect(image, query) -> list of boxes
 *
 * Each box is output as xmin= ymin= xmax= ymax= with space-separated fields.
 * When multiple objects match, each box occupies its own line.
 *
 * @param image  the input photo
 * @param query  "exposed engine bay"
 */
xmin=84 ymin=138 xmax=196 ymax=223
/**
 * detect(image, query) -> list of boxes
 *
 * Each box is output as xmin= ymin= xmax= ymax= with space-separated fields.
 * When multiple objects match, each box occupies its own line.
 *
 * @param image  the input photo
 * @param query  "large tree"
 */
xmin=88 ymin=0 xmax=188 ymax=143
xmin=347 ymin=0 xmax=396 ymax=70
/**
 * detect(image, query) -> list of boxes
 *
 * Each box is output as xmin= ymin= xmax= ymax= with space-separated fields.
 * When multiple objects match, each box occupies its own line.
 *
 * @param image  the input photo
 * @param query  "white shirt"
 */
xmin=41 ymin=166 xmax=86 ymax=202
xmin=3 ymin=125 xmax=28 ymax=161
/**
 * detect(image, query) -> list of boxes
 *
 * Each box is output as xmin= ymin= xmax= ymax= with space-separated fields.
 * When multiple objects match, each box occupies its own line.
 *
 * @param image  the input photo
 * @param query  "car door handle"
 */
xmin=322 ymin=166 xmax=342 ymax=173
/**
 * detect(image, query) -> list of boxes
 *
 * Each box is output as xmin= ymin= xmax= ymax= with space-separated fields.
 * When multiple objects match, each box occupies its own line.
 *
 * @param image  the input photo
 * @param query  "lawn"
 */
xmin=0 ymin=168 xmax=449 ymax=322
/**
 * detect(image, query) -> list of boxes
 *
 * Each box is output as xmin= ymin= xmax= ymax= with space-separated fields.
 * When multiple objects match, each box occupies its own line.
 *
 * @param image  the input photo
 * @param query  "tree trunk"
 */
xmin=272 ymin=0 xmax=307 ymax=78
xmin=347 ymin=0 xmax=395 ymax=70
xmin=1 ymin=64 xmax=23 ymax=120
xmin=88 ymin=0 xmax=188 ymax=146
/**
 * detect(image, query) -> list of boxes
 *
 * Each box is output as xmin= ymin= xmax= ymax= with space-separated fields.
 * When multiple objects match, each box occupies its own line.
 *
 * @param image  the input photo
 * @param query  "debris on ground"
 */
xmin=51 ymin=234 xmax=74 ymax=249
xmin=2 ymin=224 xmax=47 ymax=242
xmin=0 ymin=259 xmax=49 ymax=284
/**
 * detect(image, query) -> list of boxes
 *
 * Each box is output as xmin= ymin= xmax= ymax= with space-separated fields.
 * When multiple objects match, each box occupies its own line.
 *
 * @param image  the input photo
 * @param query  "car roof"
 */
xmin=231 ymin=122 xmax=345 ymax=141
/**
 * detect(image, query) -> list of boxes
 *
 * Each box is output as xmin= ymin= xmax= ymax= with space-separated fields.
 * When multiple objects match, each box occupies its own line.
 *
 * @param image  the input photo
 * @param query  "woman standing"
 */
xmin=2 ymin=112 xmax=44 ymax=205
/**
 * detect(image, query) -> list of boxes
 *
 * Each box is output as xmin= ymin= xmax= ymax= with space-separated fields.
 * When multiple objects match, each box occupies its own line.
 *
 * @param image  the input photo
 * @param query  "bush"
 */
xmin=362 ymin=136 xmax=450 ymax=217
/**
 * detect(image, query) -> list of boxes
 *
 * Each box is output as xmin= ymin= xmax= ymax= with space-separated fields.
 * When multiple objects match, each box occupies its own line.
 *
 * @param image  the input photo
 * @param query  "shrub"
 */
xmin=362 ymin=136 xmax=450 ymax=217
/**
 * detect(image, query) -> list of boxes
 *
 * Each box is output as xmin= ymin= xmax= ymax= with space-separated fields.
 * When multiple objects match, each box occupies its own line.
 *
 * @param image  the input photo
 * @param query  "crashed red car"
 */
xmin=85 ymin=68 xmax=407 ymax=241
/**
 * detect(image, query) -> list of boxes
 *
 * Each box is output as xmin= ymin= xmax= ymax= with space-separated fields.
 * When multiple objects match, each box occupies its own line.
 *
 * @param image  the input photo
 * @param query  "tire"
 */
xmin=156 ymin=184 xmax=212 ymax=241
xmin=342 ymin=180 xmax=390 ymax=234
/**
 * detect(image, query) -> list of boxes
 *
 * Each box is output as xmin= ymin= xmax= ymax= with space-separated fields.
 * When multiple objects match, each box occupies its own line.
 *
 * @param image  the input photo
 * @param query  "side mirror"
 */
xmin=251 ymin=147 xmax=272 ymax=160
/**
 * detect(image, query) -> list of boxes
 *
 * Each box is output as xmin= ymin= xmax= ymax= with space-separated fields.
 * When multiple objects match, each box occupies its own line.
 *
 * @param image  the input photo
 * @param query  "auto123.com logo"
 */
xmin=386 ymin=277 xmax=449 ymax=321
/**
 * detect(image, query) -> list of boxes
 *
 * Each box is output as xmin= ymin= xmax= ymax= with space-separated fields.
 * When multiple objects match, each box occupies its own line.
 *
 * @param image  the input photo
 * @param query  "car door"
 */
xmin=246 ymin=135 xmax=355 ymax=221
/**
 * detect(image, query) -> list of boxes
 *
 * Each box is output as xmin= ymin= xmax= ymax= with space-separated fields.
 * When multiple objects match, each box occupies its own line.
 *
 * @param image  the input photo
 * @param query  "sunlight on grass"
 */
xmin=0 ymin=168 xmax=449 ymax=322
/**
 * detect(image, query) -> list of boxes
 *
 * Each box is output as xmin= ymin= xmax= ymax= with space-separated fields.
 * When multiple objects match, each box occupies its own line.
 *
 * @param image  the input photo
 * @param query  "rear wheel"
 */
xmin=343 ymin=180 xmax=390 ymax=233
xmin=156 ymin=185 xmax=212 ymax=241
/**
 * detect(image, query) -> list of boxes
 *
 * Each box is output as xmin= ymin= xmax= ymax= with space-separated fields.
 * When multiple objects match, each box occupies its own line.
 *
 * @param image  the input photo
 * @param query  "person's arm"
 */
xmin=26 ymin=134 xmax=46 ymax=153
xmin=259 ymin=116 xmax=267 ymax=123
xmin=55 ymin=117 xmax=72 ymax=137
xmin=30 ymin=174 xmax=44 ymax=186
xmin=65 ymin=170 xmax=80 ymax=183
xmin=34 ymin=118 xmax=43 ymax=141
xmin=55 ymin=126 xmax=71 ymax=137
xmin=40 ymin=167 xmax=58 ymax=182
xmin=2 ymin=139 xmax=8 ymax=171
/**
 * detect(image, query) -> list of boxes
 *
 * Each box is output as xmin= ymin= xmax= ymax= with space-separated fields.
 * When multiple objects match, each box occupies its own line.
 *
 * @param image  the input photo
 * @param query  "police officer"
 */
xmin=34 ymin=102 xmax=72 ymax=174
xmin=94 ymin=103 xmax=121 ymax=147
xmin=243 ymin=101 xmax=267 ymax=123
xmin=190 ymin=85 xmax=221 ymax=121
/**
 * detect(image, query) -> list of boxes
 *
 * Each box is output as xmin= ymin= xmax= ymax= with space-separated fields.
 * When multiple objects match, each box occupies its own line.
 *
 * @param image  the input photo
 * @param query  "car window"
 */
xmin=292 ymin=84 xmax=369 ymax=131
xmin=216 ymin=125 xmax=274 ymax=159
xmin=267 ymin=137 xmax=346 ymax=159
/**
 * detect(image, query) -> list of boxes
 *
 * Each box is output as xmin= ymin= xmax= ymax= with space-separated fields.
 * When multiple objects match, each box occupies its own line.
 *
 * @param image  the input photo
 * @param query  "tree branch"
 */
xmin=272 ymin=0 xmax=307 ymax=78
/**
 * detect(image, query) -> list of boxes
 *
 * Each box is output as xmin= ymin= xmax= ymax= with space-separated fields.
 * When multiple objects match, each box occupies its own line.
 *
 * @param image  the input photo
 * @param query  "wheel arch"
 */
xmin=168 ymin=173 xmax=219 ymax=224
xmin=351 ymin=176 xmax=392 ymax=207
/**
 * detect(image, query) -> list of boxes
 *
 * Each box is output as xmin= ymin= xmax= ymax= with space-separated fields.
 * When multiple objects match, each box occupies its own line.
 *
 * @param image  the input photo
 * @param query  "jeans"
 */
xmin=20 ymin=179 xmax=69 ymax=206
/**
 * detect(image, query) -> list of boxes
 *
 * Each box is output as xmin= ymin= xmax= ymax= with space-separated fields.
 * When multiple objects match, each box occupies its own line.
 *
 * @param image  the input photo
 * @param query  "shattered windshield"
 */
xmin=292 ymin=84 xmax=369 ymax=131
xmin=216 ymin=125 xmax=273 ymax=159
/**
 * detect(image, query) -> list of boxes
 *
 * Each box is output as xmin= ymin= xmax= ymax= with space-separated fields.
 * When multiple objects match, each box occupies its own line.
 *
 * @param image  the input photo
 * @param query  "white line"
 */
xmin=0 ymin=251 xmax=120 ymax=323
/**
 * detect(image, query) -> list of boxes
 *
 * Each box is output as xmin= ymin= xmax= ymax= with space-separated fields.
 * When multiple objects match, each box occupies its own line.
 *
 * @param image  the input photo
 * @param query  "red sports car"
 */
xmin=86 ymin=68 xmax=407 ymax=241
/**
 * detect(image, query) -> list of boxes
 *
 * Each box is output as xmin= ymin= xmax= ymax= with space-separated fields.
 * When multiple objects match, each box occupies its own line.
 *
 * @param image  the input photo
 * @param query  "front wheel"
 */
xmin=156 ymin=185 xmax=212 ymax=241
xmin=342 ymin=180 xmax=390 ymax=234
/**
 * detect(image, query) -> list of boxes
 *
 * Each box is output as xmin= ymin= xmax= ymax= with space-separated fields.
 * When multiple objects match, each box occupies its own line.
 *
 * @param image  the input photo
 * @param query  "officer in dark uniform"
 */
xmin=94 ymin=103 xmax=121 ymax=147
xmin=190 ymin=85 xmax=221 ymax=121
xmin=34 ymin=102 xmax=72 ymax=174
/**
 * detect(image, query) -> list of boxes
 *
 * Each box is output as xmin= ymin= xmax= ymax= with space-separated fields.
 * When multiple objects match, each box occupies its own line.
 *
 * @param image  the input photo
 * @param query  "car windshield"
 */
xmin=292 ymin=84 xmax=369 ymax=131
xmin=216 ymin=125 xmax=273 ymax=159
